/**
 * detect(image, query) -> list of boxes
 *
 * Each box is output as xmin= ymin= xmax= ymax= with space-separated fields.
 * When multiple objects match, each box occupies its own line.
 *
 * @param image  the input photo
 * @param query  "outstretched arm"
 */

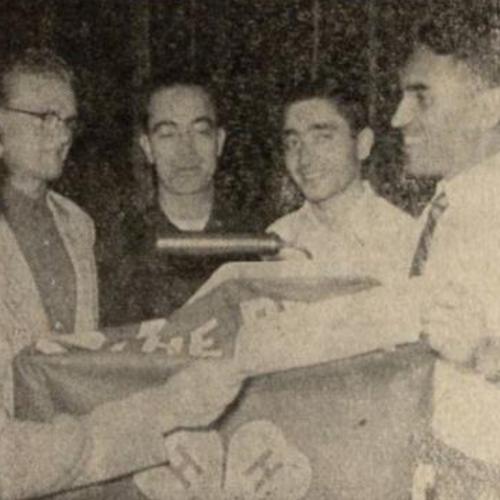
xmin=0 ymin=359 xmax=244 ymax=499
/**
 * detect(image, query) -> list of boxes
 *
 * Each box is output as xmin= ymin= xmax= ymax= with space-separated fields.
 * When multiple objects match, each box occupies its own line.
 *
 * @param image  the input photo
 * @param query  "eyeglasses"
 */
xmin=0 ymin=106 xmax=80 ymax=134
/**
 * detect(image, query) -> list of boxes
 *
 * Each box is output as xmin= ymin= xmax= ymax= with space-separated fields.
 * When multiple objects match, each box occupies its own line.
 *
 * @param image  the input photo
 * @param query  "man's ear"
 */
xmin=467 ymin=86 xmax=500 ymax=132
xmin=356 ymin=127 xmax=375 ymax=161
xmin=139 ymin=133 xmax=154 ymax=164
xmin=216 ymin=128 xmax=226 ymax=157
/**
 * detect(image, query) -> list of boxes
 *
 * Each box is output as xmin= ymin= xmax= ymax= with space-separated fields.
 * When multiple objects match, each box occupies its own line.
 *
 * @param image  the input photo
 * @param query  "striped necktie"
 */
xmin=409 ymin=191 xmax=448 ymax=277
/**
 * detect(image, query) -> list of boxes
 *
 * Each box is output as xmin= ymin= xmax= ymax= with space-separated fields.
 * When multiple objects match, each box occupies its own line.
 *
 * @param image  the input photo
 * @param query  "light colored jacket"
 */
xmin=0 ymin=332 xmax=169 ymax=500
xmin=0 ymin=190 xmax=98 ymax=412
xmin=0 ymin=191 xmax=170 ymax=499
xmin=0 ymin=189 xmax=98 ymax=354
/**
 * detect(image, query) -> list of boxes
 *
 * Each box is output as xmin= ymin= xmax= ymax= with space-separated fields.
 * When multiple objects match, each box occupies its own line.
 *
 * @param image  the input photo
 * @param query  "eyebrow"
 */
xmin=282 ymin=129 xmax=297 ymax=138
xmin=404 ymin=83 xmax=429 ymax=92
xmin=309 ymin=122 xmax=338 ymax=131
xmin=192 ymin=116 xmax=216 ymax=128
xmin=282 ymin=122 xmax=339 ymax=136
xmin=151 ymin=116 xmax=215 ymax=133
xmin=151 ymin=119 xmax=176 ymax=133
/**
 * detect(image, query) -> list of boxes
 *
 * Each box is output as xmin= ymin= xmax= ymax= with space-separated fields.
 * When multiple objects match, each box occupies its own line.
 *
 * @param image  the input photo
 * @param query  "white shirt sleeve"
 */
xmin=236 ymin=278 xmax=424 ymax=376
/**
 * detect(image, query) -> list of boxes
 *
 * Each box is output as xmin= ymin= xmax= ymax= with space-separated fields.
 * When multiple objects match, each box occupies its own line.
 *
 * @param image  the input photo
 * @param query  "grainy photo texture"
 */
xmin=2 ymin=1 xmax=500 ymax=499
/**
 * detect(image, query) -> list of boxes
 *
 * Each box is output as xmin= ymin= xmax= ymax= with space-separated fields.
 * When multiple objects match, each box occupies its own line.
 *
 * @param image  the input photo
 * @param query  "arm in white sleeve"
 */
xmin=0 ymin=357 xmax=243 ymax=500
xmin=237 ymin=277 xmax=425 ymax=376
xmin=0 ymin=388 xmax=174 ymax=500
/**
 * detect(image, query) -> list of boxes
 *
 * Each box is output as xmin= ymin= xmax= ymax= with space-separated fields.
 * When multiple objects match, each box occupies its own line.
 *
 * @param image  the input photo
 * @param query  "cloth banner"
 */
xmin=13 ymin=273 xmax=435 ymax=499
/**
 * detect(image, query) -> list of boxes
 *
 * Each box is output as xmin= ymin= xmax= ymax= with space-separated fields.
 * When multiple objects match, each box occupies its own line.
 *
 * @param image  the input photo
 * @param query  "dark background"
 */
xmin=0 ymin=0 xmax=450 ymax=259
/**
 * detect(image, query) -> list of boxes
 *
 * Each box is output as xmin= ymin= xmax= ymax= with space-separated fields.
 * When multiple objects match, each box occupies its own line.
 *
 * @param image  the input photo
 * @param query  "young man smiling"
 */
xmin=268 ymin=80 xmax=417 ymax=280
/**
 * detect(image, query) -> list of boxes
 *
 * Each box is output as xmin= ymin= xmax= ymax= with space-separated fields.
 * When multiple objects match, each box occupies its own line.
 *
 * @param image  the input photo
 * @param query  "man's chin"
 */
xmin=402 ymin=151 xmax=434 ymax=177
xmin=297 ymin=182 xmax=323 ymax=201
xmin=404 ymin=162 xmax=441 ymax=179
xmin=172 ymin=183 xmax=213 ymax=196
xmin=302 ymin=190 xmax=332 ymax=204
xmin=47 ymin=166 xmax=64 ymax=180
xmin=300 ymin=180 xmax=343 ymax=203
xmin=40 ymin=163 xmax=64 ymax=182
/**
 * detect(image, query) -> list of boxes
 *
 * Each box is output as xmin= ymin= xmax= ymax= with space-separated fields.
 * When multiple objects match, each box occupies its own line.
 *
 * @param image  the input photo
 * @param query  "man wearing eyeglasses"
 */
xmin=0 ymin=48 xmax=97 ymax=362
xmin=0 ymin=48 xmax=248 ymax=499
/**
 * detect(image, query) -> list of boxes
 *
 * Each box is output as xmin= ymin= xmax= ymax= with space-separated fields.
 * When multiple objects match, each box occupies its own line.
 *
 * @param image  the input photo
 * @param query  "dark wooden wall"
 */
xmin=0 ymin=0 xmax=446 ymax=256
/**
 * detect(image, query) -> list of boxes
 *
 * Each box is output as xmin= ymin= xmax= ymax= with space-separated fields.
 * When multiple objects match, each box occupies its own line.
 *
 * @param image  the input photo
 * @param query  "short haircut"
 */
xmin=0 ymin=47 xmax=75 ymax=106
xmin=416 ymin=2 xmax=500 ymax=86
xmin=138 ymin=75 xmax=220 ymax=132
xmin=282 ymin=76 xmax=368 ymax=134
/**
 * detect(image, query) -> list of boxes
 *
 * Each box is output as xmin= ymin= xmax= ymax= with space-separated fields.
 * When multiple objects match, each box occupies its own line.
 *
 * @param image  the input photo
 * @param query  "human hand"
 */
xmin=161 ymin=359 xmax=245 ymax=429
xmin=420 ymin=282 xmax=488 ymax=365
xmin=472 ymin=337 xmax=500 ymax=380
xmin=276 ymin=246 xmax=312 ymax=261
xmin=263 ymin=241 xmax=312 ymax=261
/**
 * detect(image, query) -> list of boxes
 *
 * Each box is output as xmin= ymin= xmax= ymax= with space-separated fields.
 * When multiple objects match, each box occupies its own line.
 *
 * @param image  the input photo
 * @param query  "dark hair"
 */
xmin=282 ymin=75 xmax=368 ymax=134
xmin=138 ymin=75 xmax=220 ymax=132
xmin=416 ymin=2 xmax=500 ymax=86
xmin=0 ymin=47 xmax=75 ymax=106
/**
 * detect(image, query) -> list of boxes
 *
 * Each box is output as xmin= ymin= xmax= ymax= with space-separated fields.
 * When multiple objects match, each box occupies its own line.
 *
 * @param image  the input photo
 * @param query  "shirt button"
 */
xmin=50 ymin=278 xmax=56 ymax=286
xmin=54 ymin=321 xmax=64 ymax=332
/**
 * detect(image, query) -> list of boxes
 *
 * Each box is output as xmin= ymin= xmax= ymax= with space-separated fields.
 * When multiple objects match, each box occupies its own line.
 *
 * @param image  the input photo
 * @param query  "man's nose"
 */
xmin=391 ymin=95 xmax=415 ymax=129
xmin=60 ymin=124 xmax=74 ymax=143
xmin=49 ymin=121 xmax=73 ymax=146
xmin=177 ymin=133 xmax=200 ymax=162
xmin=298 ymin=142 xmax=312 ymax=167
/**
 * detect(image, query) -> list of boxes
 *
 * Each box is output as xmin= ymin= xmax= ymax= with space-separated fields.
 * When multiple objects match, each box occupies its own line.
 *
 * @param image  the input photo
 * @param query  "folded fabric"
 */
xmin=433 ymin=360 xmax=500 ymax=466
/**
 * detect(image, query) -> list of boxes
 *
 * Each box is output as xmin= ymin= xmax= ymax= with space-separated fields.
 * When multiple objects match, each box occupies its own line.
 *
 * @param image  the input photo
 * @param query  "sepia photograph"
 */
xmin=1 ymin=0 xmax=500 ymax=498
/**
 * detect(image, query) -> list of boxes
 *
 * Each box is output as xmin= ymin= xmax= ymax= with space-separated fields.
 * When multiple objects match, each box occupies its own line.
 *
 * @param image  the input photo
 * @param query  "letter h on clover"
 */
xmin=134 ymin=420 xmax=312 ymax=500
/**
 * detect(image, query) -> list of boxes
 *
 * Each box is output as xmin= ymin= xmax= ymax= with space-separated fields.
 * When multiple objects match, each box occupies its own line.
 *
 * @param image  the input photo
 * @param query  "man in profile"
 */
xmin=255 ymin=8 xmax=500 ymax=498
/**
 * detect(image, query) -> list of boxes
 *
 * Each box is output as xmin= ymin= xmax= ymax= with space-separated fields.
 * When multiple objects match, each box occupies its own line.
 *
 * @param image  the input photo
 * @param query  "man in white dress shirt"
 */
xmin=268 ymin=79 xmax=417 ymax=281
xmin=243 ymin=8 xmax=500 ymax=499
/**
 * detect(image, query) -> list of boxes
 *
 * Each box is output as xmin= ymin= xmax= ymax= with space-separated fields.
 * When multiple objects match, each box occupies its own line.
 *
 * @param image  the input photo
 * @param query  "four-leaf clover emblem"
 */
xmin=134 ymin=420 xmax=312 ymax=500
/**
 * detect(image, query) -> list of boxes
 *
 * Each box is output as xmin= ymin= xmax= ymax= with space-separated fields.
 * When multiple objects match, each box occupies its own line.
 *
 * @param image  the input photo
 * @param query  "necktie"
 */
xmin=409 ymin=191 xmax=448 ymax=277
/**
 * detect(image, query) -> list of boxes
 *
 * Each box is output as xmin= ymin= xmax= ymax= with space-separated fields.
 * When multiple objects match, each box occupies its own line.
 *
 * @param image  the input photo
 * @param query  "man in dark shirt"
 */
xmin=109 ymin=79 xmax=255 ymax=324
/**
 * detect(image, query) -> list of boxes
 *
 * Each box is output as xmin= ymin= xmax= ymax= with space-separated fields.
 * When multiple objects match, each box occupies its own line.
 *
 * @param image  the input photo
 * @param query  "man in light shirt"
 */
xmin=244 ymin=8 xmax=500 ymax=499
xmin=268 ymin=79 xmax=417 ymax=281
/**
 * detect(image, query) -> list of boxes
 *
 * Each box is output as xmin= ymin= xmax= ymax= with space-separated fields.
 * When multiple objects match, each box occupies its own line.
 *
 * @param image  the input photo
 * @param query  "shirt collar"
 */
xmin=2 ymin=181 xmax=48 ymax=215
xmin=434 ymin=150 xmax=500 ymax=208
xmin=305 ymin=180 xmax=369 ymax=231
